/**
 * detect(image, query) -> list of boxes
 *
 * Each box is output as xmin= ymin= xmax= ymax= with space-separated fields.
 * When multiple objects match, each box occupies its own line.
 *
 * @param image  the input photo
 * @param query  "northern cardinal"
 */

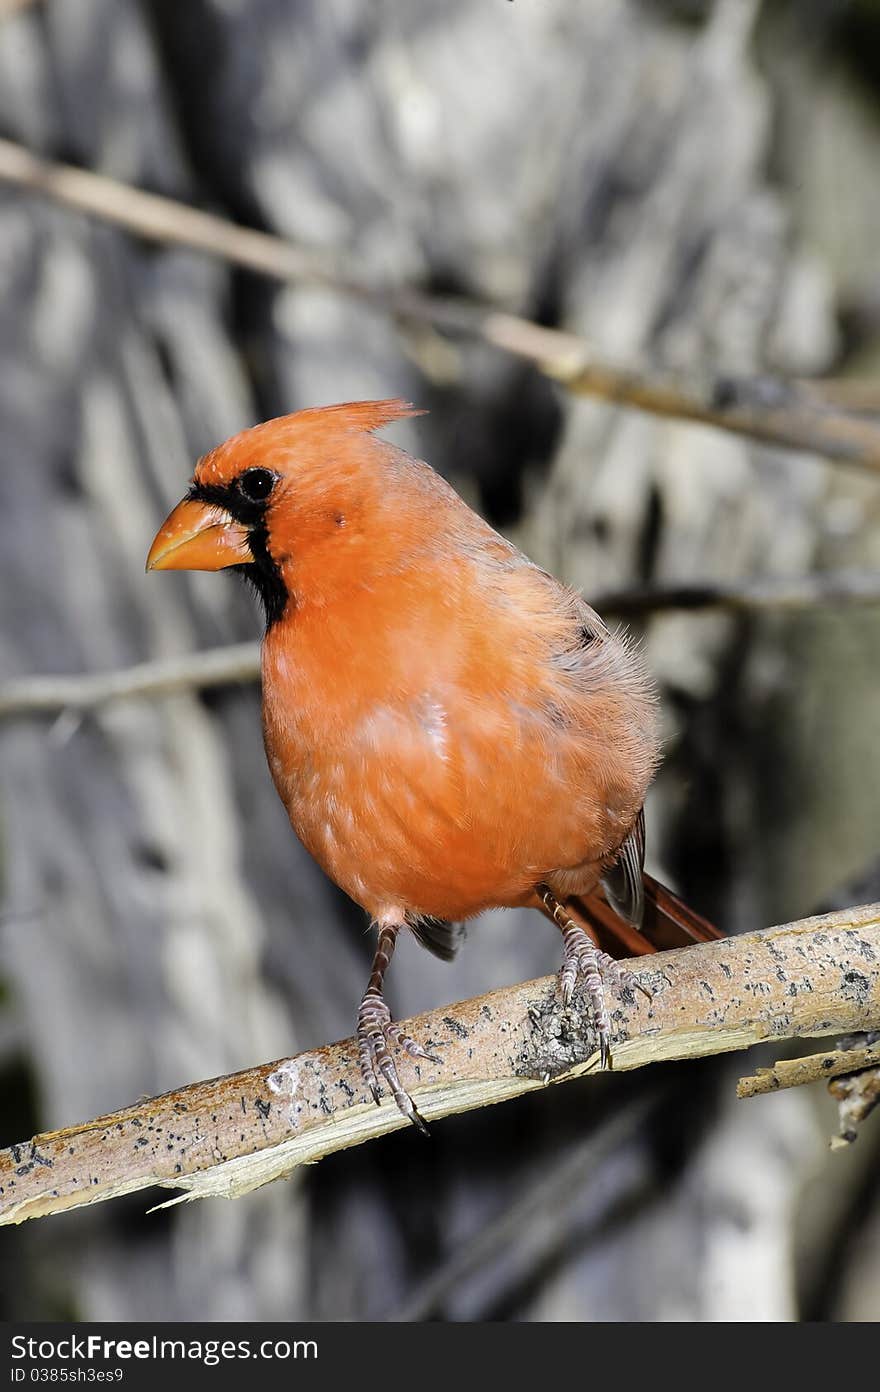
xmin=147 ymin=400 xmax=719 ymax=1130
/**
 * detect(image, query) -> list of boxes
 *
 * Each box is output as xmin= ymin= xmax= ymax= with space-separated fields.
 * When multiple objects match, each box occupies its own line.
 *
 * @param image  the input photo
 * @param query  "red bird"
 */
xmin=147 ymin=401 xmax=718 ymax=1130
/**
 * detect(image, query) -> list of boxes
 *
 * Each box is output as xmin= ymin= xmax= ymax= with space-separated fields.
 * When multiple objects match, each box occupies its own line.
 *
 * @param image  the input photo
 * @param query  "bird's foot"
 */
xmin=556 ymin=918 xmax=624 ymax=1069
xmin=357 ymin=990 xmax=440 ymax=1135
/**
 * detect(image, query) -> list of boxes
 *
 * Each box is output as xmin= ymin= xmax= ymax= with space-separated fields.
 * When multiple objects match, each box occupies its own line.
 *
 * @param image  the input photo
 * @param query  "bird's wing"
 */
xmin=600 ymin=806 xmax=646 ymax=928
xmin=408 ymin=915 xmax=467 ymax=961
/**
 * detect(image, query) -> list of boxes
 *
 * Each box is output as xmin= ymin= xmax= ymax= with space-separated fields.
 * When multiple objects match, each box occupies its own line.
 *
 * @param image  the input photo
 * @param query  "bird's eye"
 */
xmin=238 ymin=468 xmax=277 ymax=503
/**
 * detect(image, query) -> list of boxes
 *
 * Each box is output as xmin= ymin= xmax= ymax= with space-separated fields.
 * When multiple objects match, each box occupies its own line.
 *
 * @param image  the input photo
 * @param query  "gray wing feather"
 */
xmin=601 ymin=807 xmax=646 ymax=929
xmin=408 ymin=915 xmax=467 ymax=962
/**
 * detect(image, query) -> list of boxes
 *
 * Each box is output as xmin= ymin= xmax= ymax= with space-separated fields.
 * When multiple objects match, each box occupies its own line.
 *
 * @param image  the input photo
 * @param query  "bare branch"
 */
xmin=737 ymin=1040 xmax=880 ymax=1098
xmin=0 ymin=643 xmax=261 ymax=718
xmin=3 ymin=137 xmax=880 ymax=471
xmin=0 ymin=0 xmax=41 ymax=16
xmin=591 ymin=569 xmax=880 ymax=619
xmin=1 ymin=902 xmax=878 ymax=1226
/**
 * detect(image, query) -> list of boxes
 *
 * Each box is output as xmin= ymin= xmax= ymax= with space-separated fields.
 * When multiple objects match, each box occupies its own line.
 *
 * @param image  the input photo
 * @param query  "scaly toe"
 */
xmin=356 ymin=999 xmax=436 ymax=1132
xmin=555 ymin=923 xmax=620 ymax=1068
xmin=385 ymin=1022 xmax=442 ymax=1065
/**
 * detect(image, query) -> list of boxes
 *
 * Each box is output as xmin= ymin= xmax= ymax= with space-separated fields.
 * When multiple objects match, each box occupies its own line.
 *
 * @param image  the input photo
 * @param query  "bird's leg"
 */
xmin=357 ymin=922 xmax=441 ymax=1135
xmin=553 ymin=894 xmax=654 ymax=1003
xmin=538 ymin=884 xmax=624 ymax=1069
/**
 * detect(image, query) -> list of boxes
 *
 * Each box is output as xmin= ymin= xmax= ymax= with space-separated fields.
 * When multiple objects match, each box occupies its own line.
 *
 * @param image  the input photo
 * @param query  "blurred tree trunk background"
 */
xmin=1 ymin=0 xmax=880 ymax=1321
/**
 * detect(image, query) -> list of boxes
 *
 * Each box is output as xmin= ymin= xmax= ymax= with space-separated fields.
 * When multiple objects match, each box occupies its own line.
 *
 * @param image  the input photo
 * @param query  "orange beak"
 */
xmin=146 ymin=498 xmax=252 ymax=573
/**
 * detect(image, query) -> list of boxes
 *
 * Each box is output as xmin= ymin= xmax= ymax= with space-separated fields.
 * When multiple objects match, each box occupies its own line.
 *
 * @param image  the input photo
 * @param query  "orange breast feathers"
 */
xmin=252 ymin=426 xmax=659 ymax=922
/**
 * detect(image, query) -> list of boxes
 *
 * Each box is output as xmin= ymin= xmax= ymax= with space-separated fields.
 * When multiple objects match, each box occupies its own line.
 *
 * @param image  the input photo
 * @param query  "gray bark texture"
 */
xmin=1 ymin=0 xmax=879 ymax=1321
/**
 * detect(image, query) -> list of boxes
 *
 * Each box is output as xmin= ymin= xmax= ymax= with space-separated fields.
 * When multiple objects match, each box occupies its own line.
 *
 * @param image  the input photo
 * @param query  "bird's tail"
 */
xmin=558 ymin=873 xmax=723 ymax=958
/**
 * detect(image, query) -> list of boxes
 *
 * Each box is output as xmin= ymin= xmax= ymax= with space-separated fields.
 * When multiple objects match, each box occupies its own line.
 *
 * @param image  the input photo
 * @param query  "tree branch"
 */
xmin=1 ymin=902 xmax=878 ymax=1226
xmin=0 ymin=0 xmax=41 ymax=16
xmin=0 ymin=643 xmax=261 ymax=718
xmin=589 ymin=569 xmax=880 ymax=619
xmin=739 ymin=1032 xmax=880 ymax=1147
xmin=737 ymin=1040 xmax=880 ymax=1097
xmin=3 ymin=137 xmax=880 ymax=471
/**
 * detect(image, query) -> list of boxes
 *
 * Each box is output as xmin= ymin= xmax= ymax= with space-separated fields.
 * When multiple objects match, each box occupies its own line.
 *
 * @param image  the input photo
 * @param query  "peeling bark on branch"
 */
xmin=1 ymin=902 xmax=878 ymax=1227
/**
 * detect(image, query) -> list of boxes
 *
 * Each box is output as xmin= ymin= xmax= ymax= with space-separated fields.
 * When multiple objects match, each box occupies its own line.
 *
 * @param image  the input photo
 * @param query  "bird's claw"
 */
xmin=356 ymin=992 xmax=438 ymax=1134
xmin=557 ymin=922 xmax=626 ymax=1069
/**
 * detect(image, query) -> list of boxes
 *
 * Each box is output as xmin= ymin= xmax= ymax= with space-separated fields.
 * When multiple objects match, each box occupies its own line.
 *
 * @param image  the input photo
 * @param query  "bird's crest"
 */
xmin=295 ymin=399 xmax=426 ymax=434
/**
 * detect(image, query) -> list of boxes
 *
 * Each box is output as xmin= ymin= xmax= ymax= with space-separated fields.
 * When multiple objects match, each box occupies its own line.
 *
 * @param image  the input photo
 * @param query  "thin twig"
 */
xmin=0 ymin=643 xmax=261 ymax=717
xmin=737 ymin=1041 xmax=880 ymax=1098
xmin=1 ymin=902 xmax=878 ymax=1226
xmin=3 ymin=138 xmax=880 ymax=471
xmin=799 ymin=378 xmax=880 ymax=414
xmin=593 ymin=569 xmax=880 ymax=619
xmin=0 ymin=0 xmax=41 ymax=16
xmin=3 ymin=569 xmax=880 ymax=720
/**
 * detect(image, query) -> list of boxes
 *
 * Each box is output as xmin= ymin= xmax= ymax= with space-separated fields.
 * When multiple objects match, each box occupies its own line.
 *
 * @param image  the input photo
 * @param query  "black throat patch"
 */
xmin=188 ymin=481 xmax=289 ymax=630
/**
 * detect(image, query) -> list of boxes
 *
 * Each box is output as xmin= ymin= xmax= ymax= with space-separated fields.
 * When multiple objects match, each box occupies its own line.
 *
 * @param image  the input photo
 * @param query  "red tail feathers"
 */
xmin=559 ymin=873 xmax=723 ymax=959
